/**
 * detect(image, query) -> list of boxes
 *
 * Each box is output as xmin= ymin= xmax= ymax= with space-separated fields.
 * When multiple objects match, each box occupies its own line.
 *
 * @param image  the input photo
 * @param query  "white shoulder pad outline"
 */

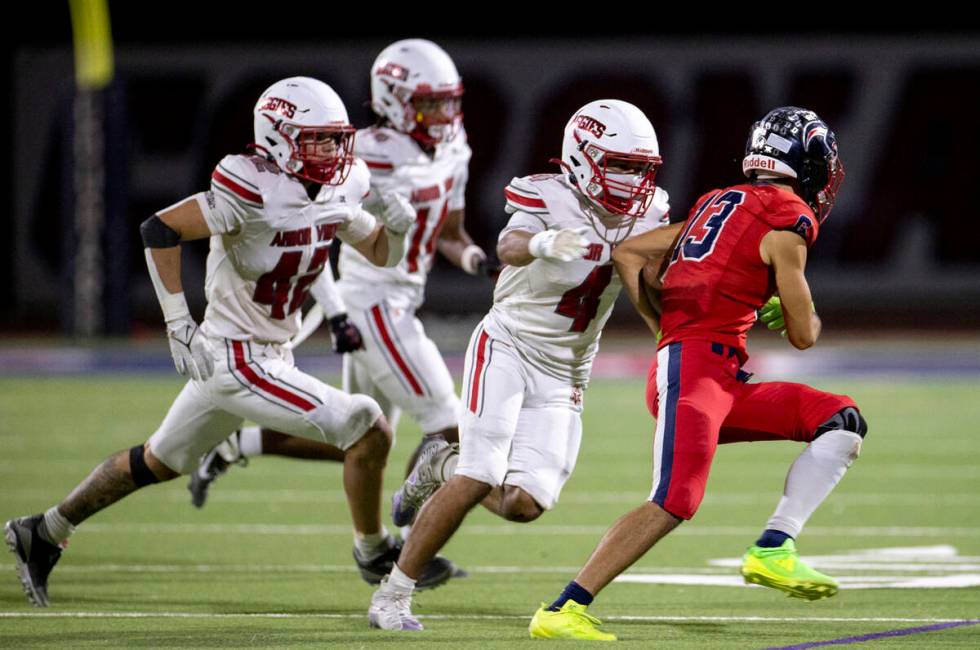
xmin=211 ymin=154 xmax=266 ymax=209
xmin=345 ymin=158 xmax=372 ymax=202
xmin=355 ymin=126 xmax=412 ymax=175
xmin=442 ymin=125 xmax=473 ymax=164
xmin=504 ymin=175 xmax=550 ymax=215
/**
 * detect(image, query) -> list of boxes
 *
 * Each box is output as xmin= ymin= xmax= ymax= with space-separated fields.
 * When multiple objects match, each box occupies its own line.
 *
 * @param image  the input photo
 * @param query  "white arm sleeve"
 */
xmin=144 ymin=248 xmax=192 ymax=324
xmin=308 ymin=266 xmax=347 ymax=318
xmin=337 ymin=207 xmax=378 ymax=245
xmin=289 ymin=304 xmax=324 ymax=350
xmin=144 ymin=194 xmax=218 ymax=324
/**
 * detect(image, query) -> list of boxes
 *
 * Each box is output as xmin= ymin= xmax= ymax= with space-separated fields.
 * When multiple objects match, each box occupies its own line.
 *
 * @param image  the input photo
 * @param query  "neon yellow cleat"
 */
xmin=529 ymin=600 xmax=617 ymax=641
xmin=741 ymin=538 xmax=838 ymax=600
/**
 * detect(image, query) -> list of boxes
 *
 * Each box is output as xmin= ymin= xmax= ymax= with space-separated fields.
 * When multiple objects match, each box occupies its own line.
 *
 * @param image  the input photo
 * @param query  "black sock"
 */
xmin=548 ymin=580 xmax=594 ymax=611
xmin=755 ymin=529 xmax=792 ymax=548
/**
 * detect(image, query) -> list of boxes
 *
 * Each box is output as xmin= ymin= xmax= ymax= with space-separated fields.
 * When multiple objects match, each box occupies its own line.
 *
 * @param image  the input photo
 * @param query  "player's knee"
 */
xmin=347 ymin=415 xmax=392 ymax=465
xmin=131 ymin=444 xmax=179 ymax=484
xmin=815 ymin=406 xmax=868 ymax=439
xmin=501 ymin=487 xmax=544 ymax=523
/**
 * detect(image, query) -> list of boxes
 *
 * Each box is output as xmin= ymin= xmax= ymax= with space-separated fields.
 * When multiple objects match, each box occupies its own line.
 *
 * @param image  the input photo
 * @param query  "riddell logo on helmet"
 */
xmin=575 ymin=115 xmax=606 ymax=138
xmin=260 ymin=97 xmax=297 ymax=119
xmin=744 ymin=156 xmax=776 ymax=171
xmin=376 ymin=63 xmax=409 ymax=80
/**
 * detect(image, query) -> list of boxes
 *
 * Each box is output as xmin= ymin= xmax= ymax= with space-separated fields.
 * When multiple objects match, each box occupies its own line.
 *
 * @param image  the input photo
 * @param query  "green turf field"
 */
xmin=1 ymin=376 xmax=978 ymax=648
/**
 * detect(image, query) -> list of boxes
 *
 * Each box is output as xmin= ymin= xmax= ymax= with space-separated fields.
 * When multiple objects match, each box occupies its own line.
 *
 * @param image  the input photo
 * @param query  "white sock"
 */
xmin=766 ymin=430 xmax=862 ymax=538
xmin=387 ymin=564 xmax=417 ymax=594
xmin=238 ymin=425 xmax=263 ymax=458
xmin=354 ymin=528 xmax=392 ymax=561
xmin=436 ymin=446 xmax=459 ymax=482
xmin=41 ymin=506 xmax=75 ymax=546
xmin=400 ymin=525 xmax=412 ymax=542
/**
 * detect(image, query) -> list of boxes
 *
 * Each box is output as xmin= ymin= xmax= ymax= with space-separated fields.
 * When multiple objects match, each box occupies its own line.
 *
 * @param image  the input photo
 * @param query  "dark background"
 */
xmin=5 ymin=6 xmax=980 ymax=336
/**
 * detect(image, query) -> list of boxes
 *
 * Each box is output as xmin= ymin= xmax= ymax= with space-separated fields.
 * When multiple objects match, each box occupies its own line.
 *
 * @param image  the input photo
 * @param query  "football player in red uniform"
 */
xmin=530 ymin=107 xmax=866 ymax=641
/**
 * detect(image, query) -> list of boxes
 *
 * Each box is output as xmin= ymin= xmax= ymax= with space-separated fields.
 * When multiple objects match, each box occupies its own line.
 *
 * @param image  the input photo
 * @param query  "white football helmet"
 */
xmin=253 ymin=77 xmax=355 ymax=185
xmin=560 ymin=99 xmax=662 ymax=218
xmin=370 ymin=39 xmax=463 ymax=147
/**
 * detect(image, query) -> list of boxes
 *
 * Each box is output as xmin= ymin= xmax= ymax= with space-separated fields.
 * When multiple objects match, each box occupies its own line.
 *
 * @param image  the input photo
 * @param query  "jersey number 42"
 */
xmin=253 ymin=247 xmax=330 ymax=320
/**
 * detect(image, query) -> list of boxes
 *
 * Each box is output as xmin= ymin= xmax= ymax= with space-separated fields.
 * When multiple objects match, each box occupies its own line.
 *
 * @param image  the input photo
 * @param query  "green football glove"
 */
xmin=760 ymin=296 xmax=786 ymax=334
xmin=759 ymin=296 xmax=815 ymax=338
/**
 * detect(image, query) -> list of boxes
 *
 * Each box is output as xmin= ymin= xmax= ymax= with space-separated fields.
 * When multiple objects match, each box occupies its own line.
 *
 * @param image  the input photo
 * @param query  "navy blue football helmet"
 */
xmin=742 ymin=106 xmax=844 ymax=222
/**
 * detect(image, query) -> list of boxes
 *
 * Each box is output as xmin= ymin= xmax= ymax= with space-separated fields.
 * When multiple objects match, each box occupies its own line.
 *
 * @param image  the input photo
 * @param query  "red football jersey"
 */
xmin=658 ymin=183 xmax=818 ymax=359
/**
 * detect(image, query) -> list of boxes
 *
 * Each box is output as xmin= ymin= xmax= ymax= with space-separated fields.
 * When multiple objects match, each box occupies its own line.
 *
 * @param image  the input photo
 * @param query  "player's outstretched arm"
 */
xmin=497 ymin=230 xmax=535 ymax=267
xmin=498 ymin=227 xmax=590 ymax=267
xmin=760 ymin=229 xmax=821 ymax=350
xmin=612 ymin=224 xmax=682 ymax=337
xmin=141 ymin=197 xmax=216 ymax=380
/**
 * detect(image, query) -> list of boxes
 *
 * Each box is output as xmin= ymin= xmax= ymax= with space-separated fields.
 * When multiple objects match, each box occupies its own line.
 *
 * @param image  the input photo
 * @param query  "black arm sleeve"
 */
xmin=140 ymin=214 xmax=181 ymax=248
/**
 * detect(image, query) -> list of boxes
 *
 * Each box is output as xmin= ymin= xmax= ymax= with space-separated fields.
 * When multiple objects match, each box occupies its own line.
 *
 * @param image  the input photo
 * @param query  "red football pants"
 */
xmin=646 ymin=340 xmax=856 ymax=520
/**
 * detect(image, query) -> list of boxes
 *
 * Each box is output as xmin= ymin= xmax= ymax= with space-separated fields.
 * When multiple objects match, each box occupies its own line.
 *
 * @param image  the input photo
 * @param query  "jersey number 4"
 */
xmin=671 ymin=189 xmax=746 ymax=263
xmin=555 ymin=265 xmax=613 ymax=332
xmin=253 ymin=247 xmax=330 ymax=320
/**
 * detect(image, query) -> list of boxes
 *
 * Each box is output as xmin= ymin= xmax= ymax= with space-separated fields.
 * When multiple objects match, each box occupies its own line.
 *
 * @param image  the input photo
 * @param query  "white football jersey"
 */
xmin=197 ymin=153 xmax=376 ymax=343
xmin=485 ymin=174 xmax=670 ymax=384
xmin=337 ymin=126 xmax=471 ymax=310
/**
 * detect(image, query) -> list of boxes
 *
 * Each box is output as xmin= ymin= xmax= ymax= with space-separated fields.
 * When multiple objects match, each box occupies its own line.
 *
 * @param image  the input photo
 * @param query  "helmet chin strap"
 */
xmin=575 ymin=188 xmax=640 ymax=247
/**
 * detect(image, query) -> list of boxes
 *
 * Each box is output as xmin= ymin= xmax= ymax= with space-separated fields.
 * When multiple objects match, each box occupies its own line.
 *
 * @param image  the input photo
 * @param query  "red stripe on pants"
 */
xmin=232 ymin=341 xmax=315 ymax=411
xmin=468 ymin=330 xmax=490 ymax=413
xmin=370 ymin=306 xmax=425 ymax=396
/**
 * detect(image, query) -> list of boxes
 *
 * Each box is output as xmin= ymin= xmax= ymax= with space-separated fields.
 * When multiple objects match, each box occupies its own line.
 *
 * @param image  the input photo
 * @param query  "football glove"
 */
xmin=760 ymin=296 xmax=815 ymax=338
xmin=460 ymin=244 xmax=488 ymax=275
xmin=528 ymin=227 xmax=589 ymax=262
xmin=760 ymin=296 xmax=786 ymax=334
xmin=328 ymin=313 xmax=364 ymax=353
xmin=166 ymin=316 xmax=214 ymax=381
xmin=379 ymin=192 xmax=417 ymax=235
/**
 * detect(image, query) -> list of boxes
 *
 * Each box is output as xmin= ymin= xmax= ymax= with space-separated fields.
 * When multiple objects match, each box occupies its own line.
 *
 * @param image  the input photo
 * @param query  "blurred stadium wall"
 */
xmin=7 ymin=29 xmax=980 ymax=334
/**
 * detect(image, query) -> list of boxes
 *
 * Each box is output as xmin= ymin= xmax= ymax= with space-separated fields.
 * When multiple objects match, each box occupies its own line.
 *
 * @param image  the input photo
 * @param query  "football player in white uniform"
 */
xmin=188 ymin=40 xmax=489 ymax=532
xmin=368 ymin=99 xmax=671 ymax=631
xmin=3 ymin=77 xmax=452 ymax=608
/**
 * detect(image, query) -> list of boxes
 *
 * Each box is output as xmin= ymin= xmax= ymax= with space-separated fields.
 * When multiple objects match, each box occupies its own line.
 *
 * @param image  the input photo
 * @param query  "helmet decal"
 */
xmin=370 ymin=39 xmax=463 ymax=148
xmin=558 ymin=99 xmax=662 ymax=244
xmin=742 ymin=106 xmax=844 ymax=222
xmin=252 ymin=77 xmax=355 ymax=186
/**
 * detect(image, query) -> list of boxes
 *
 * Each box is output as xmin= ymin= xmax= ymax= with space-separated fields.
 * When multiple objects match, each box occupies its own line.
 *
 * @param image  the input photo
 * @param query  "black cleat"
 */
xmin=354 ymin=538 xmax=455 ymax=590
xmin=5 ymin=515 xmax=62 ymax=607
xmin=188 ymin=432 xmax=246 ymax=508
